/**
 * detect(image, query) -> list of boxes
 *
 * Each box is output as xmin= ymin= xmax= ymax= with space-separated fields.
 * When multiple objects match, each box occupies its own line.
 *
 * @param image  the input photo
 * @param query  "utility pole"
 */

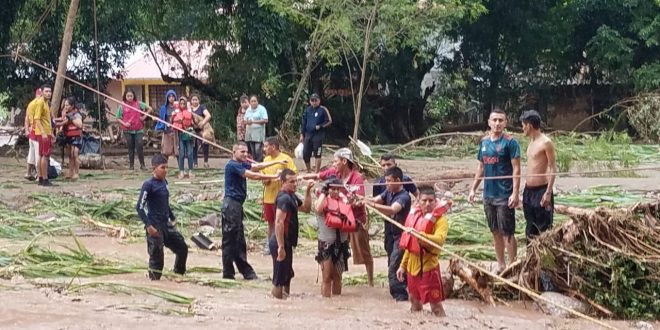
xmin=51 ymin=0 xmax=80 ymax=118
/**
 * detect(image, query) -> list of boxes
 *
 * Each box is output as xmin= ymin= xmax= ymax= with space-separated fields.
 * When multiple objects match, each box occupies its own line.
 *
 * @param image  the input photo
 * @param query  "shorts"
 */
xmin=303 ymin=134 xmax=323 ymax=160
xmin=522 ymin=185 xmax=554 ymax=239
xmin=37 ymin=135 xmax=52 ymax=157
xmin=262 ymin=203 xmax=276 ymax=223
xmin=407 ymin=266 xmax=445 ymax=304
xmin=27 ymin=138 xmax=40 ymax=165
xmin=349 ymin=222 xmax=372 ymax=265
xmin=484 ymin=198 xmax=516 ymax=236
xmin=65 ymin=136 xmax=83 ymax=147
xmin=269 ymin=235 xmax=294 ymax=287
xmin=315 ymin=239 xmax=350 ymax=274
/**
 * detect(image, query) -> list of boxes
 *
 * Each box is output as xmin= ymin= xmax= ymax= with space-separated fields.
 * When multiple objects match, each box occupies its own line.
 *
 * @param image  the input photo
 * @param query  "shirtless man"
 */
xmin=520 ymin=110 xmax=557 ymax=240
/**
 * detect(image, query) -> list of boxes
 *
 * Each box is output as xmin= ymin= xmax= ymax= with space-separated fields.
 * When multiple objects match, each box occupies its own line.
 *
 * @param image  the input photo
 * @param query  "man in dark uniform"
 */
xmin=300 ymin=93 xmax=332 ymax=173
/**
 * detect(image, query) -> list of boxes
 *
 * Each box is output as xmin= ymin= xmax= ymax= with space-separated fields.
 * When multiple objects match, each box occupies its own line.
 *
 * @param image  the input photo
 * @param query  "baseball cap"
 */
xmin=519 ymin=110 xmax=541 ymax=122
xmin=310 ymin=93 xmax=320 ymax=100
xmin=334 ymin=148 xmax=355 ymax=163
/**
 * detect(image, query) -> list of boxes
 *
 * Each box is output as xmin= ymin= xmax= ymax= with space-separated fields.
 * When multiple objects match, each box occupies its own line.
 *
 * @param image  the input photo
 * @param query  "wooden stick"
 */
xmin=449 ymin=259 xmax=495 ymax=306
xmin=389 ymin=132 xmax=483 ymax=154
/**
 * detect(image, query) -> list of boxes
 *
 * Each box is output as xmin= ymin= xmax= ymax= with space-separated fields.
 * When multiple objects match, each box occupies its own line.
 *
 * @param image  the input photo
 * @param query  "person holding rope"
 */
xmin=115 ymin=88 xmax=152 ymax=171
xmin=54 ymin=97 xmax=83 ymax=180
xmin=301 ymin=148 xmax=375 ymax=287
xmin=270 ymin=169 xmax=314 ymax=299
xmin=520 ymin=110 xmax=557 ymax=240
xmin=260 ymin=136 xmax=297 ymax=250
xmin=468 ymin=108 xmax=521 ymax=273
xmin=362 ymin=166 xmax=412 ymax=301
xmin=221 ymin=142 xmax=287 ymax=280
xmin=396 ymin=185 xmax=449 ymax=316
xmin=373 ymin=153 xmax=418 ymax=198
xmin=156 ymin=89 xmax=179 ymax=160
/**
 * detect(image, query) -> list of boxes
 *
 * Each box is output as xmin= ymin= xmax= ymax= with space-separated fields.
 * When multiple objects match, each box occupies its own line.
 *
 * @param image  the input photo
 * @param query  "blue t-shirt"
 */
xmin=477 ymin=134 xmax=521 ymax=199
xmin=136 ymin=177 xmax=175 ymax=227
xmin=224 ymin=160 xmax=252 ymax=204
xmin=301 ymin=105 xmax=329 ymax=136
xmin=372 ymin=175 xmax=417 ymax=197
xmin=379 ymin=189 xmax=412 ymax=240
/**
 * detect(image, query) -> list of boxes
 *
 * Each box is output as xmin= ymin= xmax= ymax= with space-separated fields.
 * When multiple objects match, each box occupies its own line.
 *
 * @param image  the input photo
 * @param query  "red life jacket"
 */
xmin=64 ymin=109 xmax=82 ymax=137
xmin=324 ymin=196 xmax=357 ymax=233
xmin=122 ymin=100 xmax=144 ymax=131
xmin=399 ymin=199 xmax=452 ymax=254
xmin=172 ymin=109 xmax=194 ymax=130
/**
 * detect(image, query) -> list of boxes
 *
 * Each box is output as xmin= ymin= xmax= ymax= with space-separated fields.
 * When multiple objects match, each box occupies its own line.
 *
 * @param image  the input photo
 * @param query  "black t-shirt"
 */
xmin=379 ymin=189 xmax=412 ymax=240
xmin=276 ymin=191 xmax=303 ymax=247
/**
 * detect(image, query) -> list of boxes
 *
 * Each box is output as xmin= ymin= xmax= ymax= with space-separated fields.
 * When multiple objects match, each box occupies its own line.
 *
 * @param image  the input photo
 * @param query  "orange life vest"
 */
xmin=399 ymin=199 xmax=452 ymax=254
xmin=324 ymin=196 xmax=357 ymax=233
xmin=172 ymin=110 xmax=194 ymax=130
xmin=64 ymin=110 xmax=82 ymax=137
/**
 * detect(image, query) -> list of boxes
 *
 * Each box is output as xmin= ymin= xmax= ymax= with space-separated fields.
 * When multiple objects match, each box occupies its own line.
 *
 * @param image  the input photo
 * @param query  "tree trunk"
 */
xmin=51 ymin=0 xmax=80 ymax=118
xmin=352 ymin=1 xmax=378 ymax=140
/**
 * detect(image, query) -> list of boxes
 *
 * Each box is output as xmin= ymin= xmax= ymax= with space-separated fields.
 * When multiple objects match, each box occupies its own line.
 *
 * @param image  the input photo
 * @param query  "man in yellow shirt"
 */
xmin=24 ymin=87 xmax=42 ymax=181
xmin=396 ymin=185 xmax=448 ymax=317
xmin=32 ymin=84 xmax=54 ymax=186
xmin=261 ymin=136 xmax=297 ymax=241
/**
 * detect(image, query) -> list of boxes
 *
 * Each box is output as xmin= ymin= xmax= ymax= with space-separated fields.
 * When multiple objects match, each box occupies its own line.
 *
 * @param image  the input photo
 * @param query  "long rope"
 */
xmin=13 ymin=53 xmax=238 ymax=158
xmin=328 ymin=165 xmax=660 ymax=188
xmin=365 ymin=205 xmax=620 ymax=330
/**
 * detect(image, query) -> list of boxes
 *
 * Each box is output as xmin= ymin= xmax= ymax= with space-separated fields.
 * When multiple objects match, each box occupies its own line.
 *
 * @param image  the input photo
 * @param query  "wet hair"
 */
xmin=384 ymin=166 xmax=403 ymax=181
xmin=279 ymin=168 xmax=296 ymax=181
xmin=122 ymin=88 xmax=136 ymax=102
xmin=380 ymin=153 xmax=396 ymax=162
xmin=520 ymin=110 xmax=542 ymax=129
xmin=151 ymin=154 xmax=168 ymax=168
xmin=41 ymin=83 xmax=52 ymax=91
xmin=418 ymin=185 xmax=436 ymax=197
xmin=249 ymin=95 xmax=259 ymax=102
xmin=239 ymin=94 xmax=249 ymax=103
xmin=264 ymin=136 xmax=280 ymax=149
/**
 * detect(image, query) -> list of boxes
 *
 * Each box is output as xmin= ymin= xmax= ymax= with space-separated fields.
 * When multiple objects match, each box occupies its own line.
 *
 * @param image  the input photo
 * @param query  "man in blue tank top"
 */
xmin=468 ymin=108 xmax=521 ymax=273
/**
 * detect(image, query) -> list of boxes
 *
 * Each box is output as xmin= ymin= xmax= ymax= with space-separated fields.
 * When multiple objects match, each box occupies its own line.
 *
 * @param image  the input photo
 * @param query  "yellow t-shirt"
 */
xmin=32 ymin=97 xmax=52 ymax=136
xmin=400 ymin=215 xmax=449 ymax=276
xmin=261 ymin=152 xmax=297 ymax=204
xmin=26 ymin=98 xmax=39 ymax=130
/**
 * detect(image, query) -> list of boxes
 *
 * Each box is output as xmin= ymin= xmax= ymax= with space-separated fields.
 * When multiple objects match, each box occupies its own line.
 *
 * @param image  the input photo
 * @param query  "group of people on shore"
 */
xmin=23 ymin=84 xmax=84 ymax=186
xmin=136 ymin=103 xmax=557 ymax=316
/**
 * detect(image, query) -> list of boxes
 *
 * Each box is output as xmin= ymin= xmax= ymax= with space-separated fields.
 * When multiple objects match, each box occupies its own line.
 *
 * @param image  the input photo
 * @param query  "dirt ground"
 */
xmin=0 ymin=153 xmax=658 ymax=330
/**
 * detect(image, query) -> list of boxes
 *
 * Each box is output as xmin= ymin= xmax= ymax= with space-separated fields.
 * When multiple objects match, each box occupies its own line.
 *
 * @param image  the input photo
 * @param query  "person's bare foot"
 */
xmin=177 ymin=172 xmax=185 ymax=179
xmin=188 ymin=172 xmax=194 ymax=179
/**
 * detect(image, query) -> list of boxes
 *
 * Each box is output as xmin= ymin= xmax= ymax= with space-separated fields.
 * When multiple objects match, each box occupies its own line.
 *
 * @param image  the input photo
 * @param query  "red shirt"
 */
xmin=319 ymin=167 xmax=367 ymax=222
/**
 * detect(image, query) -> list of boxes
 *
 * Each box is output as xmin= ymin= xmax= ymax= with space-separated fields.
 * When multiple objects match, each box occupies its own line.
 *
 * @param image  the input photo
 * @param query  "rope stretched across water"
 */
xmin=365 ymin=205 xmax=621 ymax=330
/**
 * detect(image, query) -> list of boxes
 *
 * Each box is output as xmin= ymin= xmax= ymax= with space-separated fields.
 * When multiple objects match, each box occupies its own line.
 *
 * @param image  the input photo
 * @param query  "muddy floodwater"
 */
xmin=0 ymin=155 xmax=658 ymax=330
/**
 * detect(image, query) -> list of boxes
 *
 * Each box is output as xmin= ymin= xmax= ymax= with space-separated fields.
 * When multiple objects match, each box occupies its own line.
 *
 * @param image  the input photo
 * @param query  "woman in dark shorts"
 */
xmin=56 ymin=97 xmax=84 ymax=180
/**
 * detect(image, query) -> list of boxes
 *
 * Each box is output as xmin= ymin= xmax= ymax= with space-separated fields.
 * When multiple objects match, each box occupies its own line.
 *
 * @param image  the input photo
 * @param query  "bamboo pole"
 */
xmin=51 ymin=0 xmax=81 ymax=118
